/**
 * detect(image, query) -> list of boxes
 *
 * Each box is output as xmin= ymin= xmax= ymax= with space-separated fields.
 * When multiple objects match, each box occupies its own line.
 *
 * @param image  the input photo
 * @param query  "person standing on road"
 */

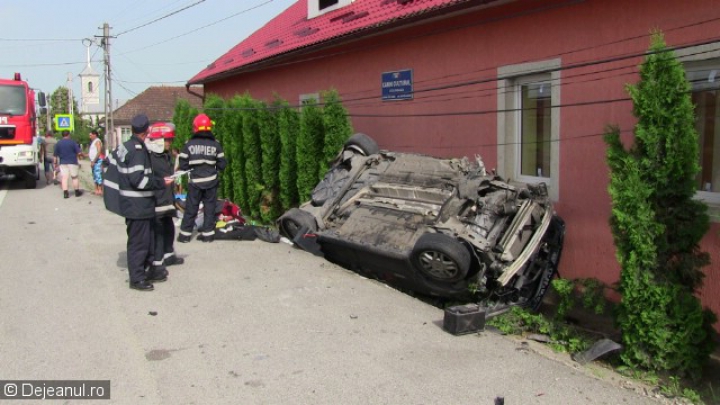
xmin=177 ymin=113 xmax=227 ymax=243
xmin=53 ymin=131 xmax=83 ymax=198
xmin=87 ymin=130 xmax=105 ymax=196
xmin=41 ymin=130 xmax=58 ymax=185
xmin=112 ymin=114 xmax=173 ymax=291
xmin=146 ymin=122 xmax=184 ymax=279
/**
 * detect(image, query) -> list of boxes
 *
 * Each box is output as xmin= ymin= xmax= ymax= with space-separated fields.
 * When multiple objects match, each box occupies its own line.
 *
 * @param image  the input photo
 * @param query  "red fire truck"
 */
xmin=0 ymin=73 xmax=43 ymax=189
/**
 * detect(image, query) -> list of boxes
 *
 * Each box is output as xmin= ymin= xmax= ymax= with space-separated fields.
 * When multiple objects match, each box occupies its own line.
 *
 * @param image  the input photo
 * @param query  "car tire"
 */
xmin=344 ymin=133 xmax=379 ymax=156
xmin=24 ymin=173 xmax=37 ymax=189
xmin=277 ymin=208 xmax=318 ymax=240
xmin=410 ymin=233 xmax=470 ymax=283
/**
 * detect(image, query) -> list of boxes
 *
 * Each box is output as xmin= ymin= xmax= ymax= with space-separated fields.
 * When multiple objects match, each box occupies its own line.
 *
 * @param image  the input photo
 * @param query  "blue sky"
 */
xmin=0 ymin=0 xmax=295 ymax=105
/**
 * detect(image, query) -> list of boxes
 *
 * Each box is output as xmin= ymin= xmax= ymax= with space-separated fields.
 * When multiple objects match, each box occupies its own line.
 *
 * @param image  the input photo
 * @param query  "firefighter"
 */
xmin=113 ymin=114 xmax=173 ymax=291
xmin=146 ymin=122 xmax=185 ymax=279
xmin=177 ymin=113 xmax=227 ymax=243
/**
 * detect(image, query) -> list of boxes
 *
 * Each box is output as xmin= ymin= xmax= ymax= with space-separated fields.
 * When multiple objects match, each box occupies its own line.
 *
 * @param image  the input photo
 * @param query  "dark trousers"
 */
xmin=126 ymin=218 xmax=155 ymax=283
xmin=180 ymin=184 xmax=218 ymax=235
xmin=153 ymin=216 xmax=176 ymax=266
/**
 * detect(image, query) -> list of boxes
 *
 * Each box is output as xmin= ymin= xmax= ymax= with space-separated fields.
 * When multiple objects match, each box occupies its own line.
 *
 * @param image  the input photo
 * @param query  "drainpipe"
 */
xmin=185 ymin=84 xmax=205 ymax=103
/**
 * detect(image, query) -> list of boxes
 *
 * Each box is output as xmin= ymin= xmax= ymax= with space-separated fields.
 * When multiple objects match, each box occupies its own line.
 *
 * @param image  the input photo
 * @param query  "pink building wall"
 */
xmin=204 ymin=0 xmax=720 ymax=328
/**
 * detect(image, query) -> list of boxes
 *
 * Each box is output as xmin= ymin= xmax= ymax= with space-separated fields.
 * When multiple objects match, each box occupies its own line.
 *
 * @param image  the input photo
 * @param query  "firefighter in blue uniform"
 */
xmin=177 ymin=114 xmax=227 ymax=243
xmin=107 ymin=114 xmax=172 ymax=291
xmin=146 ymin=122 xmax=185 ymax=278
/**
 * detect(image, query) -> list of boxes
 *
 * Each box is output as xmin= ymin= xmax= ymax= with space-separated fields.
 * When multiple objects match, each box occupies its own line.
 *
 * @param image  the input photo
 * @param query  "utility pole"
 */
xmin=66 ymin=73 xmax=73 ymax=117
xmin=98 ymin=23 xmax=114 ymax=150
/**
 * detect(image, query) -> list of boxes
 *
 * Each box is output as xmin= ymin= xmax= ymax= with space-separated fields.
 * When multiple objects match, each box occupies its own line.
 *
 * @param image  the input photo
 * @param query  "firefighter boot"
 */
xmin=146 ymin=265 xmax=168 ymax=283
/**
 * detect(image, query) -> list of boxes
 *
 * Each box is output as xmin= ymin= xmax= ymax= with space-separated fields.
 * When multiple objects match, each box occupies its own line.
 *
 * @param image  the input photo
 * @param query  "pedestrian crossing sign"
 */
xmin=54 ymin=114 xmax=74 ymax=131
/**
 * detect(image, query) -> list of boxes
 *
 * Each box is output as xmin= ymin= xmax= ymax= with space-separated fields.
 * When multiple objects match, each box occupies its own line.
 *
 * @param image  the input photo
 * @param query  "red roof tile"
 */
xmin=189 ymin=0 xmax=482 ymax=84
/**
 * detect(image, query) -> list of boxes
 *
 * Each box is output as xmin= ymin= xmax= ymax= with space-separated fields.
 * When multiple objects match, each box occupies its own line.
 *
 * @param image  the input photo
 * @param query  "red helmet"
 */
xmin=192 ymin=114 xmax=212 ymax=133
xmin=148 ymin=122 xmax=176 ymax=140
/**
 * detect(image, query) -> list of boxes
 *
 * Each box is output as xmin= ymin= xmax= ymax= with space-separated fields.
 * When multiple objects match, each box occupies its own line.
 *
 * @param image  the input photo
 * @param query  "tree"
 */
xmin=320 ymin=89 xmax=353 ymax=177
xmin=605 ymin=32 xmax=716 ymax=376
xmin=296 ymin=99 xmax=324 ymax=202
xmin=45 ymin=87 xmax=91 ymax=146
xmin=241 ymin=95 xmax=263 ymax=219
xmin=259 ymin=99 xmax=281 ymax=222
xmin=277 ymin=99 xmax=300 ymax=211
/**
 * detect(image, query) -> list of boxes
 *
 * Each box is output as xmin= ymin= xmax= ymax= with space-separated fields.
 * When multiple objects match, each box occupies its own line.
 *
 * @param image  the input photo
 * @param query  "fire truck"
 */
xmin=0 ymin=73 xmax=44 ymax=189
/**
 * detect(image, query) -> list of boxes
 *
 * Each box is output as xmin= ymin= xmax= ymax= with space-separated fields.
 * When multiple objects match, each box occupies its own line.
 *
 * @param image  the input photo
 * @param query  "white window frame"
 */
xmin=299 ymin=93 xmax=320 ymax=110
xmin=676 ymin=41 xmax=720 ymax=219
xmin=308 ymin=0 xmax=354 ymax=19
xmin=497 ymin=59 xmax=561 ymax=202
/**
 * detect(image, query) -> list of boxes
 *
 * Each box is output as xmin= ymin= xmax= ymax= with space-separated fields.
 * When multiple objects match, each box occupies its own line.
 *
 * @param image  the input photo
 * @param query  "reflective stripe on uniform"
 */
xmin=117 ymin=164 xmax=146 ymax=174
xmin=119 ymin=189 xmax=154 ymax=198
xmin=190 ymin=174 xmax=217 ymax=183
xmin=188 ymin=159 xmax=217 ymax=165
xmin=104 ymin=179 xmax=119 ymax=190
xmin=155 ymin=204 xmax=174 ymax=214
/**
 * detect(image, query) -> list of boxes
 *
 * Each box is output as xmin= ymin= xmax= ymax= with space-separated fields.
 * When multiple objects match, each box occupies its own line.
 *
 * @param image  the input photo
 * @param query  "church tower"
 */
xmin=79 ymin=42 xmax=100 ymax=114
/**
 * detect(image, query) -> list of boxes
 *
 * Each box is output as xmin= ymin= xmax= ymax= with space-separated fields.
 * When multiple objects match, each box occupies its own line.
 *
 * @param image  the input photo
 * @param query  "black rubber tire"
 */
xmin=344 ymin=133 xmax=379 ymax=156
xmin=410 ymin=233 xmax=471 ymax=282
xmin=24 ymin=173 xmax=37 ymax=189
xmin=277 ymin=208 xmax=318 ymax=240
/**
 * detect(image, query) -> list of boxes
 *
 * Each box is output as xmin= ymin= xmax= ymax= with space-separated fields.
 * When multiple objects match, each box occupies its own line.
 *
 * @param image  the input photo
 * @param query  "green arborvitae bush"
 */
xmin=277 ymin=99 xmax=300 ymax=211
xmin=604 ymin=32 xmax=716 ymax=377
xmin=228 ymin=95 xmax=247 ymax=210
xmin=320 ymin=89 xmax=353 ymax=177
xmin=297 ymin=99 xmax=324 ymax=202
xmin=259 ymin=99 xmax=281 ymax=222
xmin=241 ymin=95 xmax=263 ymax=219
xmin=215 ymin=98 xmax=237 ymax=201
xmin=172 ymin=99 xmax=192 ymax=149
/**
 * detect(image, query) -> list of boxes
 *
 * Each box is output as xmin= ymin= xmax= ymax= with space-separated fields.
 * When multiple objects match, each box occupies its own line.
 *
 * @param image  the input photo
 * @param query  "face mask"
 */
xmin=145 ymin=138 xmax=165 ymax=154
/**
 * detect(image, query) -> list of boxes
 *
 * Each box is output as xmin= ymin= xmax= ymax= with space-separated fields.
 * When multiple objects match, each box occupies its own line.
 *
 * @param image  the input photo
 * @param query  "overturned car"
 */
xmin=278 ymin=134 xmax=564 ymax=313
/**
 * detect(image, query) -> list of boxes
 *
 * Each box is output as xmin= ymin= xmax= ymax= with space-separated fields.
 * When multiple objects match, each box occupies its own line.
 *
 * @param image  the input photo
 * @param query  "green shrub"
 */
xmin=297 ymin=99 xmax=324 ymax=202
xmin=228 ymin=95 xmax=247 ymax=210
xmin=277 ymin=99 xmax=300 ymax=211
xmin=320 ymin=89 xmax=353 ymax=177
xmin=604 ymin=32 xmax=716 ymax=377
xmin=241 ymin=96 xmax=263 ymax=219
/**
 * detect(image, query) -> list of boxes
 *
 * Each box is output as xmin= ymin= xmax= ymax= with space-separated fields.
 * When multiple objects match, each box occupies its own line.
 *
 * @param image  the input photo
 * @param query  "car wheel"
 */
xmin=344 ymin=133 xmax=379 ymax=156
xmin=24 ymin=173 xmax=37 ymax=189
xmin=411 ymin=233 xmax=470 ymax=282
xmin=277 ymin=208 xmax=318 ymax=240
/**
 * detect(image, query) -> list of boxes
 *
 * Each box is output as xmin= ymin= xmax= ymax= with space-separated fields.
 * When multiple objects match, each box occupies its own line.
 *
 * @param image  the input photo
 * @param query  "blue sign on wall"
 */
xmin=381 ymin=69 xmax=413 ymax=101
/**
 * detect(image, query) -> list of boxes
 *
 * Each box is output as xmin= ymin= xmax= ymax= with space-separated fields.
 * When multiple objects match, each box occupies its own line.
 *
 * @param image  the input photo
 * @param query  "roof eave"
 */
xmin=189 ymin=0 xmax=511 ymax=86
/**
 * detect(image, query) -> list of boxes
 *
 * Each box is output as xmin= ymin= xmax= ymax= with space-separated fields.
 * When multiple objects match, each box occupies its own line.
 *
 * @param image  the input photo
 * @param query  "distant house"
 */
xmin=188 ymin=0 xmax=720 ymax=326
xmin=111 ymin=86 xmax=203 ymax=147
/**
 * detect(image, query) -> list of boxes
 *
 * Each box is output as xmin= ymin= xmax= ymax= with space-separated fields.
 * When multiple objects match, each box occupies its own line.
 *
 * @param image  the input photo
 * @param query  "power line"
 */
xmin=118 ymin=0 xmax=275 ymax=55
xmin=0 ymin=37 xmax=81 ymax=42
xmin=115 ymin=0 xmax=207 ymax=37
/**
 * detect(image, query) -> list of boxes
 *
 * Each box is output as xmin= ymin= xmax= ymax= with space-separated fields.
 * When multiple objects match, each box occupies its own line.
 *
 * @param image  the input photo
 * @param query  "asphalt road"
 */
xmin=0 ymin=163 xmax=672 ymax=405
